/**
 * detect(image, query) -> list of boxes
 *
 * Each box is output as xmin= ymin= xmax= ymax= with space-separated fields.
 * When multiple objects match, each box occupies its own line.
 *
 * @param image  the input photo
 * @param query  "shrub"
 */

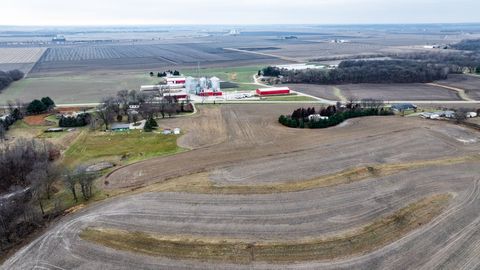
xmin=59 ymin=113 xmax=91 ymax=127
xmin=280 ymin=108 xmax=393 ymax=129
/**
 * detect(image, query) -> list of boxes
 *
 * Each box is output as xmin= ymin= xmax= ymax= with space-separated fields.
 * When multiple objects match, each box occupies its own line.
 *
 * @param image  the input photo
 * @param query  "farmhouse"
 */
xmin=256 ymin=87 xmax=291 ymax=96
xmin=391 ymin=103 xmax=417 ymax=112
xmin=308 ymin=114 xmax=329 ymax=121
xmin=166 ymin=77 xmax=186 ymax=86
xmin=467 ymin=112 xmax=478 ymax=118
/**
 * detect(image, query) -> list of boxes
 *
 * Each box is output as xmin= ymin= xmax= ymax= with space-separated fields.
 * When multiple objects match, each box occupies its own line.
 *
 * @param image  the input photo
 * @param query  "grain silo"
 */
xmin=210 ymin=77 xmax=221 ymax=91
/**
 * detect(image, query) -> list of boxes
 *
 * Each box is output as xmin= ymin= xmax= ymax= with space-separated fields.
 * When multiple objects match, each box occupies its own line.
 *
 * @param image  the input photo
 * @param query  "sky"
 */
xmin=1 ymin=0 xmax=479 ymax=26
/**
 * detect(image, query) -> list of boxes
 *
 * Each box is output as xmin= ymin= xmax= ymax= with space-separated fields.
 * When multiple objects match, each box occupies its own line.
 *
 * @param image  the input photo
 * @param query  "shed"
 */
xmin=111 ymin=123 xmax=130 ymax=131
xmin=256 ymin=87 xmax=291 ymax=96
xmin=45 ymin=128 xmax=64 ymax=133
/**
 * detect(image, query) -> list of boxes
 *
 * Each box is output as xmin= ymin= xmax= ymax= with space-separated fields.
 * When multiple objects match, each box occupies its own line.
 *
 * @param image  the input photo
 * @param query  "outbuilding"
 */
xmin=256 ymin=87 xmax=291 ymax=96
xmin=111 ymin=123 xmax=130 ymax=132
xmin=391 ymin=103 xmax=417 ymax=112
xmin=166 ymin=77 xmax=186 ymax=85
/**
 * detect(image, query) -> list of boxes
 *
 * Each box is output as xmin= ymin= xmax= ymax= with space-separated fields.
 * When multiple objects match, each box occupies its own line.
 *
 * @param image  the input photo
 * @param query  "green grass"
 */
xmin=263 ymin=95 xmax=318 ymax=101
xmin=63 ymin=130 xmax=182 ymax=167
xmin=182 ymin=66 xmax=262 ymax=84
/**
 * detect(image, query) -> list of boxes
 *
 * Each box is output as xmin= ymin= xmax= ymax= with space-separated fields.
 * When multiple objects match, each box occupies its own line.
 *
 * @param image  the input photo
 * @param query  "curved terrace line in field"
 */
xmin=143 ymin=155 xmax=479 ymax=195
xmin=80 ymin=194 xmax=451 ymax=264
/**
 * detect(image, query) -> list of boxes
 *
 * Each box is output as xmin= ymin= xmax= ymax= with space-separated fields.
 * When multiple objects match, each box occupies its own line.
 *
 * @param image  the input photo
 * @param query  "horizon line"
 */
xmin=1 ymin=22 xmax=480 ymax=28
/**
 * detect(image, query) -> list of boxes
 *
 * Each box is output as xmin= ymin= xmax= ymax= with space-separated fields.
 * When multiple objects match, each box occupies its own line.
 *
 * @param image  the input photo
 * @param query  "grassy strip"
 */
xmin=263 ymin=95 xmax=318 ymax=102
xmin=145 ymin=155 xmax=479 ymax=195
xmin=63 ymin=130 xmax=182 ymax=167
xmin=80 ymin=194 xmax=451 ymax=263
xmin=182 ymin=66 xmax=261 ymax=84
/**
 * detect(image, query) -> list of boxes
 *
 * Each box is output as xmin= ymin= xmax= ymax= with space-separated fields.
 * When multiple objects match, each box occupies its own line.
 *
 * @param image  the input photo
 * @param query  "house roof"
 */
xmin=111 ymin=123 xmax=130 ymax=130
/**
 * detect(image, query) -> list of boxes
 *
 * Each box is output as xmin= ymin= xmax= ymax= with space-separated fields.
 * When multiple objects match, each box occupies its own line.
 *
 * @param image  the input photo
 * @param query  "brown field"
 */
xmin=4 ymin=104 xmax=480 ymax=269
xmin=29 ymin=44 xmax=278 ymax=74
xmin=289 ymin=82 xmax=463 ymax=102
xmin=335 ymin=83 xmax=462 ymax=101
xmin=434 ymin=74 xmax=480 ymax=100
xmin=283 ymin=84 xmax=342 ymax=101
xmin=23 ymin=113 xmax=54 ymax=126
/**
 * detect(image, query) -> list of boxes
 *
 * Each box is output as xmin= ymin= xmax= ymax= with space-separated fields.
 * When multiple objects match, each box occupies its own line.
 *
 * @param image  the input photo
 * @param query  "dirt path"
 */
xmin=427 ymin=82 xmax=474 ymax=101
xmin=223 ymin=48 xmax=301 ymax=63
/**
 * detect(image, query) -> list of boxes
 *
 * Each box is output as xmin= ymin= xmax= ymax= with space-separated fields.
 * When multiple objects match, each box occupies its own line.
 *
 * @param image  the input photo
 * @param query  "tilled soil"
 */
xmin=3 ymin=104 xmax=480 ymax=270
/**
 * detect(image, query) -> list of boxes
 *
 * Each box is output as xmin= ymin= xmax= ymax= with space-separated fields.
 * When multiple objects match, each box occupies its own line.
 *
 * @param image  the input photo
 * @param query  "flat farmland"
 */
xmin=0 ymin=47 xmax=46 ymax=64
xmin=258 ymin=42 xmax=387 ymax=61
xmin=283 ymin=84 xmax=342 ymax=101
xmin=434 ymin=74 xmax=480 ymax=100
xmin=0 ymin=72 xmax=160 ymax=104
xmin=335 ymin=83 xmax=462 ymax=101
xmin=4 ymin=104 xmax=480 ymax=269
xmin=31 ymin=43 xmax=277 ymax=74
xmin=0 ymin=47 xmax=46 ymax=73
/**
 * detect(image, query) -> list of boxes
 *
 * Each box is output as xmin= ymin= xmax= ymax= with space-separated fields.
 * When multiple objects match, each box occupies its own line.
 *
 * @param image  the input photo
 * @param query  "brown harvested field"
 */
xmin=434 ymin=74 xmax=480 ymax=100
xmin=283 ymin=84 xmax=342 ymax=101
xmin=4 ymin=104 xmax=480 ymax=270
xmin=258 ymin=42 xmax=386 ymax=61
xmin=29 ymin=44 xmax=279 ymax=74
xmin=335 ymin=83 xmax=462 ymax=101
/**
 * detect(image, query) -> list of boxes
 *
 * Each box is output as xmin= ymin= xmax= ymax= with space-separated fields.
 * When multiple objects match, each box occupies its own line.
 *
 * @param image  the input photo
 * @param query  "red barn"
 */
xmin=199 ymin=91 xmax=223 ymax=97
xmin=256 ymin=87 xmax=291 ymax=96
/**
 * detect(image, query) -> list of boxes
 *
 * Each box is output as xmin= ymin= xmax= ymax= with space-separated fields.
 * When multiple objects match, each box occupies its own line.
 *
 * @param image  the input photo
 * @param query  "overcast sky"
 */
xmin=1 ymin=0 xmax=478 ymax=26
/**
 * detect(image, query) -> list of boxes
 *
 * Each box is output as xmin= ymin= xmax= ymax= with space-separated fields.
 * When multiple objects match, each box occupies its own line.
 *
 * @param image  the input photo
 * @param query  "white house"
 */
xmin=308 ymin=114 xmax=329 ymax=121
xmin=466 ymin=112 xmax=478 ymax=118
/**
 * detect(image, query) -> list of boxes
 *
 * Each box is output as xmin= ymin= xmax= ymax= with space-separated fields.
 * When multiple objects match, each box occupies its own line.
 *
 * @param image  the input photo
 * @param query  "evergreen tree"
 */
xmin=41 ymin=97 xmax=55 ymax=108
xmin=27 ymin=99 xmax=47 ymax=114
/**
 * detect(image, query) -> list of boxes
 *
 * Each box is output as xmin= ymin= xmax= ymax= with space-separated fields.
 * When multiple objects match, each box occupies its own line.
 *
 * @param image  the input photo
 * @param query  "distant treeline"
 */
xmin=279 ymin=105 xmax=393 ymax=129
xmin=263 ymin=60 xmax=449 ymax=84
xmin=451 ymin=39 xmax=480 ymax=51
xmin=0 ymin=69 xmax=24 ymax=92
xmin=391 ymin=51 xmax=480 ymax=73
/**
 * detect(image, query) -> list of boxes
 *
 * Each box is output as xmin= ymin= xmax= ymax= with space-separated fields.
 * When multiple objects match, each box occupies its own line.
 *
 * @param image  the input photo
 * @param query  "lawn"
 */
xmin=263 ymin=95 xmax=318 ymax=101
xmin=63 ymin=130 xmax=182 ymax=167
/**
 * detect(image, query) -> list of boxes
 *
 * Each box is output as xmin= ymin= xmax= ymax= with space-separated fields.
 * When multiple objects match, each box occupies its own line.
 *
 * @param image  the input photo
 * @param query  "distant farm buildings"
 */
xmin=52 ymin=35 xmax=66 ymax=44
xmin=185 ymin=76 xmax=222 ymax=96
